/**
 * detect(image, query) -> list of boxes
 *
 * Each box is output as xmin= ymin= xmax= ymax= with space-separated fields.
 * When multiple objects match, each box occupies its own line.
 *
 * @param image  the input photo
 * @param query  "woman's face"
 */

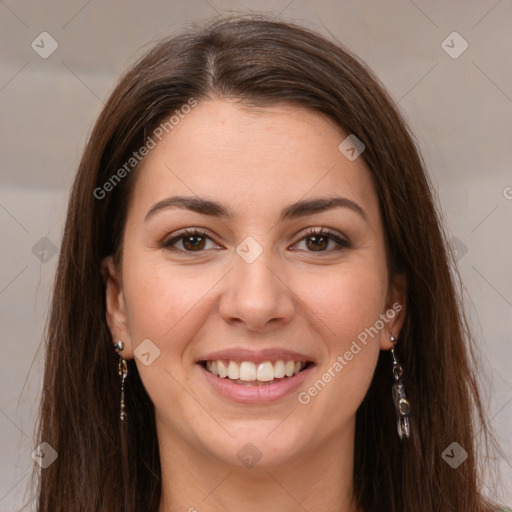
xmin=103 ymin=98 xmax=406 ymax=469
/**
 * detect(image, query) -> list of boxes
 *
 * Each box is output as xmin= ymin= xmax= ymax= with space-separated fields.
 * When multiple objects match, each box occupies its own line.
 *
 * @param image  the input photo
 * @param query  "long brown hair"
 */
xmin=32 ymin=13 xmax=502 ymax=511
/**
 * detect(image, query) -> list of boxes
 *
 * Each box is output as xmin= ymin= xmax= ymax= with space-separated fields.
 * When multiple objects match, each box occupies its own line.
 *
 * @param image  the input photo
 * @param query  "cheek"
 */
xmin=121 ymin=258 xmax=216 ymax=428
xmin=295 ymin=261 xmax=387 ymax=408
xmin=123 ymin=256 xmax=214 ymax=345
xmin=301 ymin=260 xmax=388 ymax=349
xmin=333 ymin=273 xmax=386 ymax=340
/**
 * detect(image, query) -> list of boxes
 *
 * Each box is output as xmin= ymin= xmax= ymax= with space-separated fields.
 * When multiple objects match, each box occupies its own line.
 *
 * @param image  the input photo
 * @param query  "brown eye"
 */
xmin=181 ymin=234 xmax=206 ymax=251
xmin=305 ymin=234 xmax=329 ymax=251
xmin=162 ymin=229 xmax=218 ymax=253
xmin=295 ymin=228 xmax=351 ymax=254
xmin=161 ymin=227 xmax=350 ymax=255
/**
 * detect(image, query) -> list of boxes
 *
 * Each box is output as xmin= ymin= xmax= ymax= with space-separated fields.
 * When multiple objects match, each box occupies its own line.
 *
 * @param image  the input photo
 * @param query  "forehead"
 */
xmin=126 ymin=99 xmax=379 ymax=225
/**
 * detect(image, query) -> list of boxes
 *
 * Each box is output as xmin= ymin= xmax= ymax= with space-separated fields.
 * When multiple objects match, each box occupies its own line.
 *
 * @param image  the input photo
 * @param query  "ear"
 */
xmin=379 ymin=272 xmax=407 ymax=350
xmin=100 ymin=255 xmax=134 ymax=359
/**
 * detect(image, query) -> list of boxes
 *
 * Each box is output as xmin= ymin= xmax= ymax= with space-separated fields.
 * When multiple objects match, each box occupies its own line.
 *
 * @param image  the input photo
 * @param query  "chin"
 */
xmin=198 ymin=425 xmax=307 ymax=469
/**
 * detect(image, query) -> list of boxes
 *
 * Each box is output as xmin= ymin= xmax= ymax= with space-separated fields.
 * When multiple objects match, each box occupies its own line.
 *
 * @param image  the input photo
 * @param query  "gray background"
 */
xmin=0 ymin=0 xmax=511 ymax=509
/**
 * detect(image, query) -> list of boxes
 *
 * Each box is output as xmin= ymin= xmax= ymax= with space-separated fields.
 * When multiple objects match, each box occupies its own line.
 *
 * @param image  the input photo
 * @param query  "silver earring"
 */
xmin=113 ymin=341 xmax=127 ymax=421
xmin=390 ymin=335 xmax=411 ymax=440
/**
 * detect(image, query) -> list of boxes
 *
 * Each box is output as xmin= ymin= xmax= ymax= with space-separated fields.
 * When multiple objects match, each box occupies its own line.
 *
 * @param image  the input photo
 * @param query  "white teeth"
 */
xmin=274 ymin=360 xmax=285 ymax=378
xmin=256 ymin=361 xmax=274 ymax=381
xmin=239 ymin=361 xmax=257 ymax=381
xmin=217 ymin=360 xmax=228 ymax=378
xmin=227 ymin=361 xmax=239 ymax=380
xmin=204 ymin=359 xmax=308 ymax=382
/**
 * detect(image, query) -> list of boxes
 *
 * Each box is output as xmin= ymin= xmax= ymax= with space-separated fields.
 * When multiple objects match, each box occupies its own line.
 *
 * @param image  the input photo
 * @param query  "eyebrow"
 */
xmin=144 ymin=195 xmax=369 ymax=224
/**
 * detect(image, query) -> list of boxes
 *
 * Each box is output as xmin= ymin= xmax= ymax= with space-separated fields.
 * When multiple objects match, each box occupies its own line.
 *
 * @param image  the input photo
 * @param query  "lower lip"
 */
xmin=197 ymin=363 xmax=314 ymax=404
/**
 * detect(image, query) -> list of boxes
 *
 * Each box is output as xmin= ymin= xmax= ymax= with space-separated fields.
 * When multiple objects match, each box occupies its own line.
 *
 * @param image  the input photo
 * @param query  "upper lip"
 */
xmin=198 ymin=348 xmax=315 ymax=365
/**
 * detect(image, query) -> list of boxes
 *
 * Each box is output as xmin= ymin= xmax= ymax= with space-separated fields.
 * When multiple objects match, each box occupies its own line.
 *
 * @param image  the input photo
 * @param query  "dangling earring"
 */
xmin=113 ymin=340 xmax=128 ymax=421
xmin=390 ymin=335 xmax=411 ymax=440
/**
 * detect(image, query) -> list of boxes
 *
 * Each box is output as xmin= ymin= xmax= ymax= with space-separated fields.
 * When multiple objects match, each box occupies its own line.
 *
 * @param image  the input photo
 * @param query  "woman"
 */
xmin=33 ymin=14 xmax=504 ymax=512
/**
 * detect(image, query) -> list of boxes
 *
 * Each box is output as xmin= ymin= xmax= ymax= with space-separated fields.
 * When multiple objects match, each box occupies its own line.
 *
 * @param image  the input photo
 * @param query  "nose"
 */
xmin=218 ymin=244 xmax=295 ymax=332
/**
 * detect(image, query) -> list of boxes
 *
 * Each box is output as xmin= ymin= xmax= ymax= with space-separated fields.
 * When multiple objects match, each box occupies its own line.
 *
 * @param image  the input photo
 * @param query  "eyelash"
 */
xmin=161 ymin=227 xmax=351 ymax=255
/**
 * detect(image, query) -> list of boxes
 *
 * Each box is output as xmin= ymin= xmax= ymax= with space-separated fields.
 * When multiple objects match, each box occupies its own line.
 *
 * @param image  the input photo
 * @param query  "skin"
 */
xmin=102 ymin=98 xmax=407 ymax=512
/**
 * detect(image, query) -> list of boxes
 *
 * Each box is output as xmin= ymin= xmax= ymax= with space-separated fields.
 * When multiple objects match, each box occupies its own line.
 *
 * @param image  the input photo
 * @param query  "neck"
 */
xmin=157 ymin=418 xmax=360 ymax=512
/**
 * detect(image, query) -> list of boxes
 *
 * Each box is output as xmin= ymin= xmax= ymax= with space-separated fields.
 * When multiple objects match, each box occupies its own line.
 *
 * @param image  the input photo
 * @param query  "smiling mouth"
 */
xmin=199 ymin=359 xmax=313 ymax=386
